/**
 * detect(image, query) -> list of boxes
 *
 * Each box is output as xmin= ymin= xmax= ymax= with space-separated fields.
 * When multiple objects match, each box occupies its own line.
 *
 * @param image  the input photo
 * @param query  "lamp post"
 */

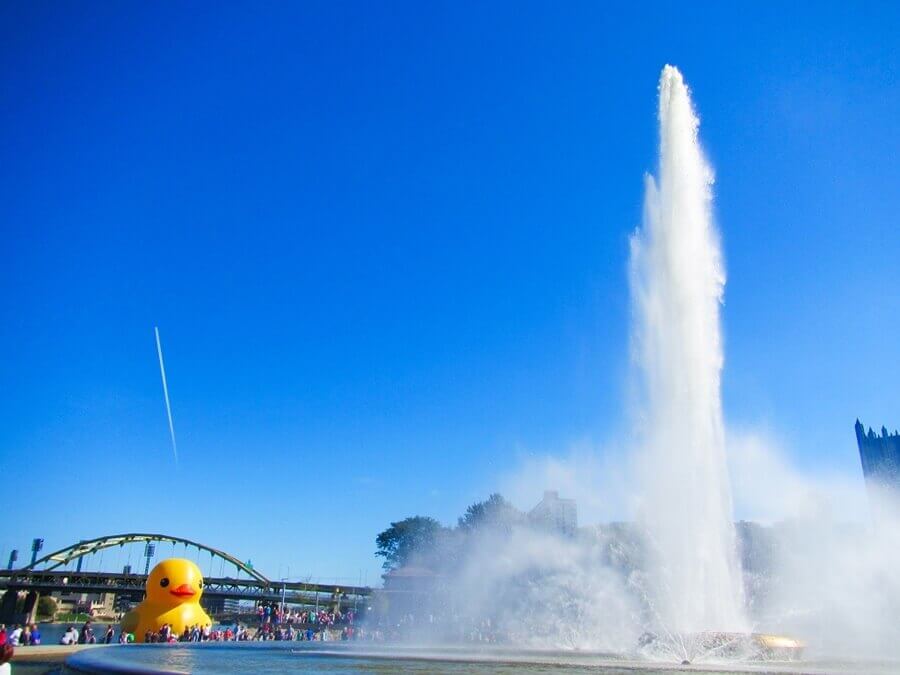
xmin=30 ymin=538 xmax=43 ymax=566
xmin=7 ymin=549 xmax=18 ymax=570
xmin=144 ymin=543 xmax=156 ymax=575
xmin=280 ymin=566 xmax=290 ymax=614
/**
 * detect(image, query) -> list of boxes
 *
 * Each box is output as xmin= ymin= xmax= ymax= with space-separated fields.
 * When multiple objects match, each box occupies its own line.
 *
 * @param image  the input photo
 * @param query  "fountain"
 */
xmin=630 ymin=64 xmax=745 ymax=638
xmin=629 ymin=66 xmax=803 ymax=664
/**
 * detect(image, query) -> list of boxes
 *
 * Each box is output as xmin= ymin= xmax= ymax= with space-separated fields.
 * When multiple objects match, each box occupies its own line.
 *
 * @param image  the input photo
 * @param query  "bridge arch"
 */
xmin=25 ymin=533 xmax=270 ymax=585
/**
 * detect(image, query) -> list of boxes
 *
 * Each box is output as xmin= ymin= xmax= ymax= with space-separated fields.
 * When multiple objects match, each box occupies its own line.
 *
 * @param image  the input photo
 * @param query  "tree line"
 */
xmin=375 ymin=493 xmax=525 ymax=571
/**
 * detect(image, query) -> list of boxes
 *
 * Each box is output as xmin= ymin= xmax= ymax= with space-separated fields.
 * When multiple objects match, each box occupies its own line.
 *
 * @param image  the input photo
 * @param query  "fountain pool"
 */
xmin=62 ymin=643 xmax=898 ymax=675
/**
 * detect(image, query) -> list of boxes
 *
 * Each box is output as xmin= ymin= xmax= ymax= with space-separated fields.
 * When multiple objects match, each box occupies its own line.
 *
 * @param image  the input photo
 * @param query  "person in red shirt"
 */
xmin=0 ymin=643 xmax=13 ymax=675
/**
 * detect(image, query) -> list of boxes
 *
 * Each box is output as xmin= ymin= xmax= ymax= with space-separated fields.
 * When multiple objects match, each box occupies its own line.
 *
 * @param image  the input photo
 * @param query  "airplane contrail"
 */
xmin=154 ymin=326 xmax=178 ymax=464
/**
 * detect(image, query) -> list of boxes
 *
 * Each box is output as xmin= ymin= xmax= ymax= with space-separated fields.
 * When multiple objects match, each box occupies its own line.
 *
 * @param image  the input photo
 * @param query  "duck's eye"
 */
xmin=160 ymin=577 xmax=170 ymax=587
xmin=198 ymin=580 xmax=203 ymax=589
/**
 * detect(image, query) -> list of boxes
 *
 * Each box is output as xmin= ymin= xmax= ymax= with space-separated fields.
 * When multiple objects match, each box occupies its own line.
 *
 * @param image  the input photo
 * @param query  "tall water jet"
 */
xmin=630 ymin=65 xmax=746 ymax=637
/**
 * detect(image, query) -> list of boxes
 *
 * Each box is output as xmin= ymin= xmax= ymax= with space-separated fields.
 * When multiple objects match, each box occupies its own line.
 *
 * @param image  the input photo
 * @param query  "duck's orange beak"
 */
xmin=170 ymin=584 xmax=195 ymax=598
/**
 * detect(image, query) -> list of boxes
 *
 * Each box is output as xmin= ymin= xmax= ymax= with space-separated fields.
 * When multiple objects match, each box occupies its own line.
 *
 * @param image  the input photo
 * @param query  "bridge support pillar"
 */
xmin=0 ymin=589 xmax=21 ymax=624
xmin=22 ymin=590 xmax=39 ymax=625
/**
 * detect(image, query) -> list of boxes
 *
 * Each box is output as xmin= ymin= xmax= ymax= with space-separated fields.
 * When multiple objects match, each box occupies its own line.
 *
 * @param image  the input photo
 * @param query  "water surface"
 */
xmin=64 ymin=642 xmax=900 ymax=675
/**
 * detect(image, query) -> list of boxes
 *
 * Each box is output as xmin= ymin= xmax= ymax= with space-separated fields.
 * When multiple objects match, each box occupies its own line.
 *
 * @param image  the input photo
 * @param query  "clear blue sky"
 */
xmin=1 ymin=2 xmax=897 ymax=583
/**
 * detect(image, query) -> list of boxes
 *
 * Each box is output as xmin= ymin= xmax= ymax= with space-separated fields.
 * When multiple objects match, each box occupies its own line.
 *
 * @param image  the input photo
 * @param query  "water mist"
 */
xmin=630 ymin=65 xmax=746 ymax=635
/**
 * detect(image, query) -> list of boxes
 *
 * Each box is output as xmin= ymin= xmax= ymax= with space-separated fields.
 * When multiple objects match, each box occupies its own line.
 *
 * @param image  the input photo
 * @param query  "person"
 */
xmin=0 ymin=643 xmax=14 ymax=675
xmin=105 ymin=625 xmax=114 ymax=644
xmin=60 ymin=626 xmax=78 ymax=645
xmin=6 ymin=627 xmax=20 ymax=647
xmin=20 ymin=625 xmax=30 ymax=646
xmin=118 ymin=630 xmax=129 ymax=644
xmin=80 ymin=620 xmax=95 ymax=644
xmin=0 ymin=624 xmax=6 ymax=646
xmin=29 ymin=624 xmax=40 ymax=646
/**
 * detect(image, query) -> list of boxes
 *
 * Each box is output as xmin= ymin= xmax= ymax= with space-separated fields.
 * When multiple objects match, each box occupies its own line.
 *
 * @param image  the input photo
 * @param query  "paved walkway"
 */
xmin=12 ymin=643 xmax=109 ymax=663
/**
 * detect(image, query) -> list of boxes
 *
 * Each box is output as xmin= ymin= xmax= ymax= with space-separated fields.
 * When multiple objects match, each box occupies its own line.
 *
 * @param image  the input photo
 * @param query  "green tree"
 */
xmin=457 ymin=493 xmax=522 ymax=532
xmin=375 ymin=516 xmax=445 ymax=570
xmin=36 ymin=595 xmax=57 ymax=619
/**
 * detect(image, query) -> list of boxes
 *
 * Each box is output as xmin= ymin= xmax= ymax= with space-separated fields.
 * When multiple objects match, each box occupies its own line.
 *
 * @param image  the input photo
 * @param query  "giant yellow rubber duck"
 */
xmin=121 ymin=558 xmax=212 ymax=642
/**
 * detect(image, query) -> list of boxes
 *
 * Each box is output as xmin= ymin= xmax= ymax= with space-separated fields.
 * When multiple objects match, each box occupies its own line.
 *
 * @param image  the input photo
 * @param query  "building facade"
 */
xmin=53 ymin=591 xmax=117 ymax=618
xmin=528 ymin=490 xmax=578 ymax=537
xmin=202 ymin=596 xmax=243 ymax=615
xmin=856 ymin=419 xmax=900 ymax=493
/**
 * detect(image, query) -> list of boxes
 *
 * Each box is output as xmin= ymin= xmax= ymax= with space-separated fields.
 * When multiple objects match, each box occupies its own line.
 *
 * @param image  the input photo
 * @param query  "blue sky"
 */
xmin=1 ymin=2 xmax=897 ymax=583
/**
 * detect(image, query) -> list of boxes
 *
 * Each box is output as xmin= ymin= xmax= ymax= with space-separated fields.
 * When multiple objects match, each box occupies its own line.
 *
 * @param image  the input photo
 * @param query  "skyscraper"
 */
xmin=855 ymin=419 xmax=900 ymax=494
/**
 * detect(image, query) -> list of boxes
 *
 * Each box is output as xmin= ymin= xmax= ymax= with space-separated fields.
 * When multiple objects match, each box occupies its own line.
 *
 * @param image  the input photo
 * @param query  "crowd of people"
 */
xmin=255 ymin=602 xmax=356 ymax=628
xmin=0 ymin=624 xmax=40 ymax=647
xmin=0 ymin=619 xmax=129 ymax=649
xmin=0 ymin=601 xmax=371 ymax=656
xmin=58 ymin=619 xmax=126 ymax=645
xmin=144 ymin=622 xmax=208 ymax=643
xmin=0 ymin=624 xmax=39 ymax=675
xmin=48 ymin=602 xmax=370 ymax=644
xmin=250 ymin=601 xmax=361 ymax=641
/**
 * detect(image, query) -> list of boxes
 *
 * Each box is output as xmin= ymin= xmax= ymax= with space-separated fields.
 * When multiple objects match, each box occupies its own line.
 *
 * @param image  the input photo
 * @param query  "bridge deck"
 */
xmin=0 ymin=570 xmax=371 ymax=604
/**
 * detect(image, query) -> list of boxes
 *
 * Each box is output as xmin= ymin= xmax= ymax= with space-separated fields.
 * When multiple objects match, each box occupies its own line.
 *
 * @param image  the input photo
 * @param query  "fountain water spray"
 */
xmin=630 ymin=65 xmax=746 ymax=637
